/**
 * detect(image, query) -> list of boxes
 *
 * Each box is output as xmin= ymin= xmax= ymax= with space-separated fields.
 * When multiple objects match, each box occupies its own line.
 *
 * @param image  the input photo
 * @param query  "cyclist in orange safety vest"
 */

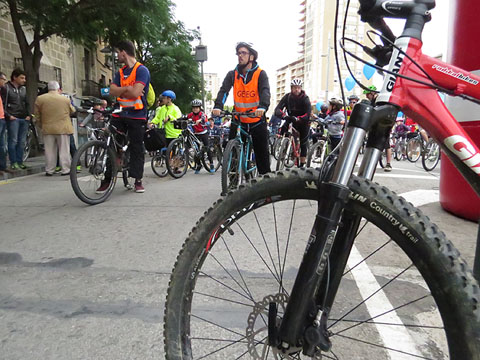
xmin=212 ymin=42 xmax=271 ymax=175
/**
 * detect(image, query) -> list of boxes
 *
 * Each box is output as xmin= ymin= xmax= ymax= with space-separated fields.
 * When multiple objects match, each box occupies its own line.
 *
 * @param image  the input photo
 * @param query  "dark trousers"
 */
xmin=111 ymin=117 xmax=146 ymax=180
xmin=229 ymin=120 xmax=271 ymax=175
xmin=195 ymin=132 xmax=213 ymax=165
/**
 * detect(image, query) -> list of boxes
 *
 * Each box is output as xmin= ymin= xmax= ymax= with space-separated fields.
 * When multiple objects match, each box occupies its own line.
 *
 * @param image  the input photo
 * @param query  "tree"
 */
xmin=137 ymin=17 xmax=201 ymax=112
xmin=0 ymin=0 xmax=173 ymax=106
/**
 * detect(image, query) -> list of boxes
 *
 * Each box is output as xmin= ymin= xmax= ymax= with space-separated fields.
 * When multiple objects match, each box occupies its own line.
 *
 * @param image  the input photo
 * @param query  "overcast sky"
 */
xmin=173 ymin=0 xmax=450 ymax=100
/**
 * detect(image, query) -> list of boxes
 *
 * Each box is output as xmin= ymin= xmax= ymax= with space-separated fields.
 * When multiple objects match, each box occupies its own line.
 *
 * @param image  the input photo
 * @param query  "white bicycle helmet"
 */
xmin=191 ymin=99 xmax=202 ymax=107
xmin=291 ymin=78 xmax=303 ymax=87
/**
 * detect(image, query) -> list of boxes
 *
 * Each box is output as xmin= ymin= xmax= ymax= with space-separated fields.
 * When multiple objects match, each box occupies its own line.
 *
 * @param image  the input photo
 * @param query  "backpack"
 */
xmin=147 ymin=83 xmax=155 ymax=108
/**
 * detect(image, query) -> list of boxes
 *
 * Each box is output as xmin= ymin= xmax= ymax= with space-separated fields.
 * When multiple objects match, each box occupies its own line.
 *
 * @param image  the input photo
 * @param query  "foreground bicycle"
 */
xmin=164 ymin=1 xmax=480 ymax=358
xmin=70 ymin=108 xmax=131 ymax=205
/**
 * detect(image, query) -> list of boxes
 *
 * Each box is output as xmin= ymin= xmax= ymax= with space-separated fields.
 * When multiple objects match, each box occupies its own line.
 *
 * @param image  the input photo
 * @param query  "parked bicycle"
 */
xmin=22 ymin=120 xmax=41 ymax=161
xmin=164 ymin=1 xmax=480 ymax=359
xmin=70 ymin=108 xmax=131 ymax=205
xmin=220 ymin=110 xmax=258 ymax=196
xmin=166 ymin=116 xmax=222 ymax=179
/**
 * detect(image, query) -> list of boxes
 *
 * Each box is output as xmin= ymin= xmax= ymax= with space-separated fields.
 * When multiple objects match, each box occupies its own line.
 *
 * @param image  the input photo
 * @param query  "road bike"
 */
xmin=166 ymin=117 xmax=222 ymax=179
xmin=220 ymin=111 xmax=259 ymax=196
xmin=164 ymin=1 xmax=480 ymax=358
xmin=70 ymin=108 xmax=131 ymax=205
xmin=276 ymin=122 xmax=301 ymax=171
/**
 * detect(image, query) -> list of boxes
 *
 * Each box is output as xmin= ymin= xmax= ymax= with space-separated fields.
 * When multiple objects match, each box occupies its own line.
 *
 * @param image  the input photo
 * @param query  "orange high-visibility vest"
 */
xmin=117 ymin=62 xmax=144 ymax=110
xmin=233 ymin=68 xmax=262 ymax=123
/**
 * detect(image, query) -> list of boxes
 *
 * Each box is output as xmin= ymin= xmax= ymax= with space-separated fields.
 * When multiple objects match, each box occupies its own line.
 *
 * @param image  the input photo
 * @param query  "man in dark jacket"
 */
xmin=0 ymin=68 xmax=31 ymax=170
xmin=212 ymin=42 xmax=271 ymax=180
xmin=275 ymin=78 xmax=312 ymax=167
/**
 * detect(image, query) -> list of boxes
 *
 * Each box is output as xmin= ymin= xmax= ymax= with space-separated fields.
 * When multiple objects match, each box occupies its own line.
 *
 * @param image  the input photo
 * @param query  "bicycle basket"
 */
xmin=174 ymin=120 xmax=188 ymax=130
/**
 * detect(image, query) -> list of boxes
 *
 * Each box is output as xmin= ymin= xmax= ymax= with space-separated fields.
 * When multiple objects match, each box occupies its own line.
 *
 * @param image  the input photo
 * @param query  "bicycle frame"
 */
xmin=232 ymin=120 xmax=257 ymax=180
xmin=378 ymin=37 xmax=480 ymax=195
xmin=276 ymin=0 xmax=480 ymax=354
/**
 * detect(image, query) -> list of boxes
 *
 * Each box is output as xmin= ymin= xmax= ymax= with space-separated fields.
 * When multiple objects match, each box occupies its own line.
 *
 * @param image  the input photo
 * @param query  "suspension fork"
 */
xmin=276 ymin=104 xmax=398 ymax=354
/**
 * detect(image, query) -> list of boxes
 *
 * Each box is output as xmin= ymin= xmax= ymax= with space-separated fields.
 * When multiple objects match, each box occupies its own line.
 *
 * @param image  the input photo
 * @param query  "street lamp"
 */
xmin=320 ymin=32 xmax=332 ymax=101
xmin=194 ymin=27 xmax=207 ymax=110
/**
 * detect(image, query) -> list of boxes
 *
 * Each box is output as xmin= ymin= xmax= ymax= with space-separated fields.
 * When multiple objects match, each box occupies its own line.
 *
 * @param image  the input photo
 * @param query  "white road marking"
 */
xmin=374 ymin=173 xmax=438 ymax=180
xmin=348 ymin=190 xmax=438 ymax=359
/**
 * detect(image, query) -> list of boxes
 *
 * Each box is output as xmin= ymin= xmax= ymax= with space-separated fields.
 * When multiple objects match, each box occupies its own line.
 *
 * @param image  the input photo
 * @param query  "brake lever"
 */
xmin=364 ymin=44 xmax=394 ymax=68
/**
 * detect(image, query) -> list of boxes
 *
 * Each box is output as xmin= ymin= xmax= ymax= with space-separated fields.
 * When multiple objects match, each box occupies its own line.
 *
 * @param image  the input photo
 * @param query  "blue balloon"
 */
xmin=316 ymin=101 xmax=323 ymax=111
xmin=363 ymin=63 xmax=375 ymax=80
xmin=397 ymin=111 xmax=404 ymax=118
xmin=345 ymin=76 xmax=356 ymax=91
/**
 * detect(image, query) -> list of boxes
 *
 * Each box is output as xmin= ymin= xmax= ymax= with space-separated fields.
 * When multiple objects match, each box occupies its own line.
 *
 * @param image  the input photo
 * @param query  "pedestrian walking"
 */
xmin=0 ymin=68 xmax=32 ymax=170
xmin=34 ymin=81 xmax=75 ymax=176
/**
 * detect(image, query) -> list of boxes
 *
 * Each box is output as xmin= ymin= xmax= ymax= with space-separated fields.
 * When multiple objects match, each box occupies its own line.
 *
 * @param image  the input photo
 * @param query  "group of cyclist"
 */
xmin=108 ymin=39 xmax=431 ymax=195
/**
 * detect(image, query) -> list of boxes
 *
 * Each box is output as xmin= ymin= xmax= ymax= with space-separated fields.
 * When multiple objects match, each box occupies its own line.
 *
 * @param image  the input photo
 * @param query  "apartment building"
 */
xmin=276 ymin=0 xmax=372 ymax=108
xmin=204 ymin=72 xmax=220 ymax=114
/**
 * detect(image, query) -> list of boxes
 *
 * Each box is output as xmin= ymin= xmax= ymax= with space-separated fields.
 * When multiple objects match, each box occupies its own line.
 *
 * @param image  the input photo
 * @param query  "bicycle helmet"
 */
xmin=320 ymin=104 xmax=328 ymax=112
xmin=348 ymin=94 xmax=359 ymax=101
xmin=329 ymin=97 xmax=344 ymax=107
xmin=363 ymin=85 xmax=377 ymax=94
xmin=161 ymin=90 xmax=176 ymax=100
xmin=191 ymin=99 xmax=202 ymax=107
xmin=291 ymin=78 xmax=303 ymax=87
xmin=236 ymin=42 xmax=258 ymax=61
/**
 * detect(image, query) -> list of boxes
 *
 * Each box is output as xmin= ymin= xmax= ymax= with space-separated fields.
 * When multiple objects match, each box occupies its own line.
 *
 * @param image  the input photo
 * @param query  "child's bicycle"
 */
xmin=166 ymin=116 xmax=221 ymax=179
xmin=70 ymin=108 xmax=131 ymax=205
xmin=220 ymin=110 xmax=259 ymax=196
xmin=164 ymin=1 xmax=480 ymax=358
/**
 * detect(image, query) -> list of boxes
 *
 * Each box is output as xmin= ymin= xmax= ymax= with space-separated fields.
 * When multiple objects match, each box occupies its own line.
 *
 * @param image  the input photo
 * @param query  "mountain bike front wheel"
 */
xmin=70 ymin=140 xmax=117 ymax=205
xmin=164 ymin=169 xmax=480 ymax=359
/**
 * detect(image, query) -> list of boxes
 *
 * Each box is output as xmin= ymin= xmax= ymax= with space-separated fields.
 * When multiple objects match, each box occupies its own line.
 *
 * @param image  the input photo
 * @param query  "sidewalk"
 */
xmin=0 ymin=154 xmax=46 ymax=180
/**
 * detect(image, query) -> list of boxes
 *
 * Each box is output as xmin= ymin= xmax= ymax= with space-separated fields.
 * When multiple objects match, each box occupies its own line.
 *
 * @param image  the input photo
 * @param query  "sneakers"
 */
xmin=76 ymin=165 xmax=82 ymax=173
xmin=384 ymin=163 xmax=392 ymax=172
xmin=209 ymin=164 xmax=215 ymax=173
xmin=55 ymin=166 xmax=62 ymax=173
xmin=195 ymin=169 xmax=201 ymax=174
xmin=10 ymin=163 xmax=20 ymax=170
xmin=45 ymin=172 xmax=53 ymax=176
xmin=134 ymin=180 xmax=145 ymax=193
xmin=95 ymin=182 xmax=110 ymax=194
xmin=18 ymin=163 xmax=28 ymax=169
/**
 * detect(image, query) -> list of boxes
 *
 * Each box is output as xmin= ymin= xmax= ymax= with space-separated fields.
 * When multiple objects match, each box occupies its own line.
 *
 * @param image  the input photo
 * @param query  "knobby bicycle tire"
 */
xmin=422 ymin=139 xmax=441 ymax=172
xmin=151 ymin=152 xmax=168 ymax=178
xmin=164 ymin=169 xmax=480 ymax=359
xmin=166 ymin=138 xmax=188 ymax=179
xmin=221 ymin=139 xmax=241 ymax=196
xmin=273 ymin=137 xmax=283 ymax=160
xmin=70 ymin=140 xmax=117 ymax=205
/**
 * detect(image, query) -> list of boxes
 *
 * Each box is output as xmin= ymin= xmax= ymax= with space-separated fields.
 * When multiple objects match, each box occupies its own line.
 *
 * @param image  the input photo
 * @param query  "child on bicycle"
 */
xmin=187 ymin=99 xmax=214 ymax=173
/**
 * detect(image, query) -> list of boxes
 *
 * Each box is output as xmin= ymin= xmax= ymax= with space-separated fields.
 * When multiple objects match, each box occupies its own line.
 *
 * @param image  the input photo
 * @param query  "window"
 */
xmin=54 ymin=67 xmax=63 ymax=88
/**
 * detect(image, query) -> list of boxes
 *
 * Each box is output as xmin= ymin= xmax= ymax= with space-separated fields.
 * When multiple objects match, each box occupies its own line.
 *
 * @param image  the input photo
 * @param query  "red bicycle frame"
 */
xmin=377 ymin=36 xmax=480 ymax=196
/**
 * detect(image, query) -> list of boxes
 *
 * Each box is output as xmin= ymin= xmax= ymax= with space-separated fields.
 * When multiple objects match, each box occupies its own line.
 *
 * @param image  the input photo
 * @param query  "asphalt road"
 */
xmin=0 ymin=156 xmax=477 ymax=359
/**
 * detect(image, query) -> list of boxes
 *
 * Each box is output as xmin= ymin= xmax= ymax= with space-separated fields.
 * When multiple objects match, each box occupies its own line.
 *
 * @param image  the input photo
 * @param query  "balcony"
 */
xmin=81 ymin=80 xmax=102 ymax=98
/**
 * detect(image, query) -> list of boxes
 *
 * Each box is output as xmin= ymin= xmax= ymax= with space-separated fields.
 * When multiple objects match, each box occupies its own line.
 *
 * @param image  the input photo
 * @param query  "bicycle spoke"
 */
xmin=197 ymin=270 xmax=253 ymax=303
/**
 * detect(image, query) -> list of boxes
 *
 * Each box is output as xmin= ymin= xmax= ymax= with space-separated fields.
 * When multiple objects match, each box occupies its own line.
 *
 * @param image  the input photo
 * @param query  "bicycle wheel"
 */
xmin=273 ymin=137 xmax=283 ymax=160
xmin=166 ymin=138 xmax=189 ymax=179
xmin=221 ymin=139 xmax=241 ymax=195
xmin=276 ymin=138 xmax=292 ymax=171
xmin=121 ymin=149 xmax=132 ymax=189
xmin=151 ymin=150 xmax=168 ymax=178
xmin=422 ymin=139 xmax=440 ymax=171
xmin=306 ymin=140 xmax=326 ymax=167
xmin=394 ymin=140 xmax=405 ymax=161
xmin=22 ymin=128 xmax=32 ymax=162
xmin=406 ymin=138 xmax=421 ymax=162
xmin=201 ymin=144 xmax=222 ymax=172
xmin=164 ymin=169 xmax=480 ymax=359
xmin=70 ymin=140 xmax=117 ymax=205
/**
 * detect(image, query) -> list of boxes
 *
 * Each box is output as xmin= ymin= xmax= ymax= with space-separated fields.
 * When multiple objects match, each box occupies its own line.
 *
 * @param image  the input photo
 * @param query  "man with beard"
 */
xmin=275 ymin=78 xmax=312 ymax=168
xmin=212 ymin=42 xmax=271 ymax=177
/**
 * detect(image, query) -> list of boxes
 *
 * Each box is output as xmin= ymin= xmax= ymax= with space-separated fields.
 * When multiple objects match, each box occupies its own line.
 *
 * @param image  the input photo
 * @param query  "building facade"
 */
xmin=276 ymin=0 xmax=373 ymax=109
xmin=204 ymin=72 xmax=220 ymax=115
xmin=0 ymin=16 xmax=113 ymax=99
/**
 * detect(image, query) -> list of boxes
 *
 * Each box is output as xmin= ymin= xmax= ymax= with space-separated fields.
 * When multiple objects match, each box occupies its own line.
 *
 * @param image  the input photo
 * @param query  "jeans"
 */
xmin=0 ymin=119 xmax=6 ymax=170
xmin=6 ymin=118 xmax=28 ymax=164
